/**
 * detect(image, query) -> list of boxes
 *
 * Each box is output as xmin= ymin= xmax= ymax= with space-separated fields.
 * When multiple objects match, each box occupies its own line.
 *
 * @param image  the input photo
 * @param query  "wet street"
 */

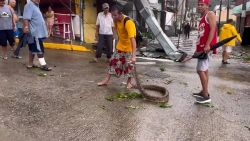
xmin=0 ymin=48 xmax=249 ymax=141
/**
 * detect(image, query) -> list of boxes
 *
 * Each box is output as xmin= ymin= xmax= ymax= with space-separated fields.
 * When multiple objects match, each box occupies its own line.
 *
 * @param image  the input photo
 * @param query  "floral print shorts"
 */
xmin=108 ymin=50 xmax=134 ymax=78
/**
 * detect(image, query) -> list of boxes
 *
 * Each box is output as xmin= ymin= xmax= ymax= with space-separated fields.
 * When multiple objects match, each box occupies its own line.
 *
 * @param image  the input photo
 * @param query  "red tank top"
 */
xmin=196 ymin=12 xmax=217 ymax=53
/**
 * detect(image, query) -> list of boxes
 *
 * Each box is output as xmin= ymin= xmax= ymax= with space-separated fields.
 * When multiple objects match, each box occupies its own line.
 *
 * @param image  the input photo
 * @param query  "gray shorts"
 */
xmin=197 ymin=58 xmax=209 ymax=72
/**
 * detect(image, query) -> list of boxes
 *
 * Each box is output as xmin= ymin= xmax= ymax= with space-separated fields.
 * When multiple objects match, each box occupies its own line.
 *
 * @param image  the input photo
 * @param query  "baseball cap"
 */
xmin=198 ymin=0 xmax=210 ymax=5
xmin=102 ymin=3 xmax=109 ymax=9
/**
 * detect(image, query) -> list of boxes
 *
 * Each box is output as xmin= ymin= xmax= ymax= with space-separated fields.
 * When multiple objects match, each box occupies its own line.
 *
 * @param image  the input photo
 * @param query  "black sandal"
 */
xmin=40 ymin=66 xmax=52 ymax=71
xmin=26 ymin=65 xmax=39 ymax=69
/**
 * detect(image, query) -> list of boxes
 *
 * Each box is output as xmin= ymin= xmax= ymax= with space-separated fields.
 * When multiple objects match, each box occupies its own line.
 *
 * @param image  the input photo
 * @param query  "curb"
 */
xmin=43 ymin=42 xmax=91 ymax=52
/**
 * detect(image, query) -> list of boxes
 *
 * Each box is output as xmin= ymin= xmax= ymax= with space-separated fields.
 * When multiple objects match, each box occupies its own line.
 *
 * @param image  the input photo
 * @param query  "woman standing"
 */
xmin=45 ymin=6 xmax=54 ymax=37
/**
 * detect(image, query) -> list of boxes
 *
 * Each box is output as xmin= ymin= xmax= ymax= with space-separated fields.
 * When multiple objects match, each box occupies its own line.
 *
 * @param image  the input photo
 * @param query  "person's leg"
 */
xmin=48 ymin=25 xmax=53 ymax=36
xmin=198 ymin=71 xmax=208 ymax=97
xmin=195 ymin=59 xmax=211 ymax=103
xmin=0 ymin=31 xmax=8 ymax=59
xmin=2 ymin=46 xmax=8 ymax=59
xmin=97 ymin=73 xmax=111 ymax=86
xmin=28 ymin=51 xmax=35 ymax=66
xmin=105 ymin=35 xmax=113 ymax=61
xmin=94 ymin=34 xmax=105 ymax=61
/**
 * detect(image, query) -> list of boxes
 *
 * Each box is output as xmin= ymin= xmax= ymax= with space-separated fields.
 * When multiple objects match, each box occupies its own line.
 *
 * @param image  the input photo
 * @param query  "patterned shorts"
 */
xmin=108 ymin=50 xmax=134 ymax=78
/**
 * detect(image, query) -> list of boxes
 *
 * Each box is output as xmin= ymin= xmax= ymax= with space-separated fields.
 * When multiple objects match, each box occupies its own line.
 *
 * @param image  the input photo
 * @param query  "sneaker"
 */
xmin=12 ymin=55 xmax=22 ymax=59
xmin=196 ymin=96 xmax=211 ymax=104
xmin=192 ymin=91 xmax=203 ymax=98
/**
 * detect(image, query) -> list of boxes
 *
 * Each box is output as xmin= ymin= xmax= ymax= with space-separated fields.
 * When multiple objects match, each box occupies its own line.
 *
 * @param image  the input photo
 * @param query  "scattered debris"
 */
xmin=105 ymin=92 xmax=143 ymax=102
xmin=180 ymin=82 xmax=188 ymax=87
xmin=99 ymin=105 xmax=106 ymax=110
xmin=159 ymin=102 xmax=172 ymax=108
xmin=227 ymin=91 xmax=233 ymax=95
xmin=125 ymin=105 xmax=140 ymax=110
xmin=160 ymin=66 xmax=166 ymax=72
xmin=244 ymin=126 xmax=250 ymax=131
xmin=38 ymin=73 xmax=47 ymax=77
xmin=164 ymin=80 xmax=173 ymax=85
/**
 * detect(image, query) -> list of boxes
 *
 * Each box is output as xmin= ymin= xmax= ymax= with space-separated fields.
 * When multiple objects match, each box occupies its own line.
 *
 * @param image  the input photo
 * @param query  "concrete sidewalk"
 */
xmin=0 ymin=48 xmax=249 ymax=141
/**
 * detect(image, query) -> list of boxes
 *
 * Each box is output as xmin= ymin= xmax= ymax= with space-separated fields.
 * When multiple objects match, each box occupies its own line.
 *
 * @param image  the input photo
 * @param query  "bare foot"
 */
xmin=97 ymin=81 xmax=108 ymax=86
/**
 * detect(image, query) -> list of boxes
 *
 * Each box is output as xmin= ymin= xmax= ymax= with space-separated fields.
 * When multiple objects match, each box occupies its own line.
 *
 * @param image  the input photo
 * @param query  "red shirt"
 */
xmin=196 ymin=12 xmax=217 ymax=53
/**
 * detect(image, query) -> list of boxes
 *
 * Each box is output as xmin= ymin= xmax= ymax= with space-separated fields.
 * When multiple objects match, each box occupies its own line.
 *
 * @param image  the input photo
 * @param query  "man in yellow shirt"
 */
xmin=219 ymin=19 xmax=242 ymax=64
xmin=98 ymin=5 xmax=137 ymax=89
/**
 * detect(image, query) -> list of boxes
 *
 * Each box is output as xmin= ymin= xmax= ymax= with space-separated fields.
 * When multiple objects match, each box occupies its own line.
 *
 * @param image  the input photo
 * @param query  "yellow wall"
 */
xmin=75 ymin=0 xmax=97 ymax=43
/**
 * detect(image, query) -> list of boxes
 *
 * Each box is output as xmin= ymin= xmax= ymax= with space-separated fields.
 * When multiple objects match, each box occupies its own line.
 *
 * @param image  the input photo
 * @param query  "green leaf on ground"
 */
xmin=159 ymin=102 xmax=172 ymax=108
xmin=105 ymin=92 xmax=143 ymax=102
xmin=38 ymin=73 xmax=47 ymax=77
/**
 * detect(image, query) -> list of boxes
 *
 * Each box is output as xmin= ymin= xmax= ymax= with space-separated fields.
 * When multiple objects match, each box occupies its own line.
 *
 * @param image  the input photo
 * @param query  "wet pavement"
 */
xmin=0 ymin=48 xmax=249 ymax=141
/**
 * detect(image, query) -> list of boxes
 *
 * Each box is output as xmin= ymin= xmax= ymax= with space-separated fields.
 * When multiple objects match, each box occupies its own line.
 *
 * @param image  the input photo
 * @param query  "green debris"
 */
xmin=159 ymin=65 xmax=166 ymax=72
xmin=159 ymin=102 xmax=172 ymax=108
xmin=243 ymin=56 xmax=250 ymax=61
xmin=227 ymin=91 xmax=233 ymax=95
xmin=38 ymin=73 xmax=47 ymax=77
xmin=105 ymin=92 xmax=143 ymax=102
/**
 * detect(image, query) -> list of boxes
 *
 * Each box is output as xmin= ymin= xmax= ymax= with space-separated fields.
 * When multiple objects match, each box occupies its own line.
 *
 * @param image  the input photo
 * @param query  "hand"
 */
xmin=95 ymin=33 xmax=99 ymax=41
xmin=13 ymin=26 xmax=17 ymax=32
xmin=204 ymin=45 xmax=210 ymax=53
xmin=23 ymin=27 xmax=29 ymax=33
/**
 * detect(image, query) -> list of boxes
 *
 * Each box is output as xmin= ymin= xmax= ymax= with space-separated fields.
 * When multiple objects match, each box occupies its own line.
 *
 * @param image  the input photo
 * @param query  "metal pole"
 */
xmin=218 ymin=0 xmax=222 ymax=35
xmin=240 ymin=0 xmax=246 ymax=36
xmin=80 ymin=0 xmax=84 ymax=43
xmin=175 ymin=0 xmax=178 ymax=36
xmin=226 ymin=0 xmax=230 ymax=21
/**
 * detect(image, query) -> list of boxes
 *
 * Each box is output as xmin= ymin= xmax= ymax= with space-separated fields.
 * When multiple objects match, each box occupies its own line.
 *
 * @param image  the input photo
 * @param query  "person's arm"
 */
xmin=204 ymin=11 xmax=216 ymax=53
xmin=130 ymin=37 xmax=137 ymax=63
xmin=23 ymin=19 xmax=30 ymax=33
xmin=125 ymin=20 xmax=137 ymax=63
xmin=232 ymin=26 xmax=242 ymax=43
xmin=95 ymin=14 xmax=100 ymax=40
xmin=23 ymin=4 xmax=32 ymax=33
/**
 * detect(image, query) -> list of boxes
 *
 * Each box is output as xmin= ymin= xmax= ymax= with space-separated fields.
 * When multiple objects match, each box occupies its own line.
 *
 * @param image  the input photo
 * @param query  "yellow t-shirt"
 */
xmin=115 ymin=16 xmax=136 ymax=52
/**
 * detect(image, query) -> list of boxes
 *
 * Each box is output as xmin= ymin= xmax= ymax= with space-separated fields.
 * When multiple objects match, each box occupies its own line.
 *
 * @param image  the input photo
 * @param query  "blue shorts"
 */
xmin=28 ymin=38 xmax=44 ymax=54
xmin=0 ymin=30 xmax=15 ymax=47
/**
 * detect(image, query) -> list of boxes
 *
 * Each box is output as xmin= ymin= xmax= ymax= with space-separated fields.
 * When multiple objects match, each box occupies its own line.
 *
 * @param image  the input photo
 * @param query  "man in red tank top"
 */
xmin=193 ymin=0 xmax=217 ymax=104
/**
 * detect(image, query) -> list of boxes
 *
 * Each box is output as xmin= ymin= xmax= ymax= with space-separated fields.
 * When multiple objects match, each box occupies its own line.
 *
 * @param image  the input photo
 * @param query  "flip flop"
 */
xmin=97 ymin=82 xmax=108 ymax=86
xmin=26 ymin=65 xmax=39 ymax=69
xmin=40 ymin=66 xmax=52 ymax=71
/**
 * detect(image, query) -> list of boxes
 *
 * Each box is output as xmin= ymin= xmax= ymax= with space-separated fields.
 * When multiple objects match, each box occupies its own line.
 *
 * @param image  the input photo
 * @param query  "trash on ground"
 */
xmin=164 ymin=80 xmax=173 ymax=85
xmin=125 ymin=105 xmax=140 ymax=110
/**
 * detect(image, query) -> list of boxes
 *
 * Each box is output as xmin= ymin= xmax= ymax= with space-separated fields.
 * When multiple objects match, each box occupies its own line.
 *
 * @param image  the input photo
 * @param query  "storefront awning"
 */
xmin=232 ymin=2 xmax=250 ymax=15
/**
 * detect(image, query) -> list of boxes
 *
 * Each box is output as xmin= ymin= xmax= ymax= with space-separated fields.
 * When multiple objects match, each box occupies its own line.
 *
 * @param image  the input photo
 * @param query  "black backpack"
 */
xmin=123 ymin=17 xmax=143 ymax=45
